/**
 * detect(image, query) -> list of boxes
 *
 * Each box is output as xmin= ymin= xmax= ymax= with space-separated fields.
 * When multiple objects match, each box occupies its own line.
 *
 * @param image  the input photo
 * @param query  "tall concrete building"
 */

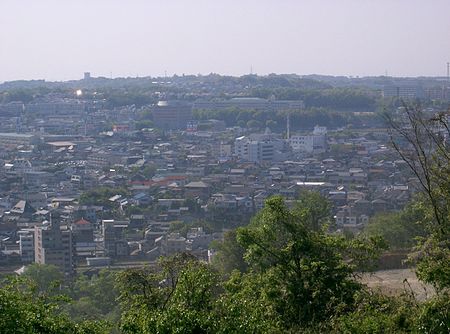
xmin=34 ymin=220 xmax=74 ymax=276
xmin=18 ymin=229 xmax=34 ymax=263
xmin=234 ymin=130 xmax=286 ymax=163
xmin=102 ymin=220 xmax=129 ymax=258
xmin=289 ymin=126 xmax=327 ymax=153
xmin=151 ymin=101 xmax=193 ymax=130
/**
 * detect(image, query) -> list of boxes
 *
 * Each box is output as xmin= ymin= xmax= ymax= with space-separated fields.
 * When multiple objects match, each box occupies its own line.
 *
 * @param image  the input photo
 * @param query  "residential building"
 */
xmin=161 ymin=232 xmax=186 ymax=255
xmin=234 ymin=131 xmax=286 ymax=163
xmin=102 ymin=219 xmax=129 ymax=257
xmin=18 ymin=229 xmax=34 ymax=263
xmin=289 ymin=126 xmax=327 ymax=153
xmin=34 ymin=220 xmax=75 ymax=276
xmin=152 ymin=101 xmax=192 ymax=130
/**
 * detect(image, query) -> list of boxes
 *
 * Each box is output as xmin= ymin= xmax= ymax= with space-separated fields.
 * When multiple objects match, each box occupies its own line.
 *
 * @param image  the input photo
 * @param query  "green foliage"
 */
xmin=386 ymin=104 xmax=450 ymax=291
xmin=252 ymin=87 xmax=378 ymax=111
xmin=237 ymin=196 xmax=367 ymax=328
xmin=408 ymin=196 xmax=450 ymax=291
xmin=102 ymin=88 xmax=155 ymax=108
xmin=117 ymin=253 xmax=218 ymax=334
xmin=416 ymin=291 xmax=450 ymax=334
xmin=141 ymin=164 xmax=157 ymax=178
xmin=331 ymin=290 xmax=417 ymax=333
xmin=215 ymin=271 xmax=281 ymax=333
xmin=364 ymin=202 xmax=426 ymax=250
xmin=69 ymin=270 xmax=120 ymax=322
xmin=294 ymin=190 xmax=332 ymax=231
xmin=23 ymin=263 xmax=64 ymax=295
xmin=169 ymin=219 xmax=213 ymax=237
xmin=79 ymin=186 xmax=129 ymax=207
xmin=135 ymin=119 xmax=154 ymax=130
xmin=0 ymin=277 xmax=109 ymax=334
xmin=107 ymin=192 xmax=445 ymax=333
xmin=414 ymin=236 xmax=450 ymax=291
xmin=193 ymin=106 xmax=381 ymax=130
xmin=1 ymin=88 xmax=38 ymax=103
xmin=210 ymin=230 xmax=248 ymax=275
xmin=332 ymin=290 xmax=450 ymax=334
xmin=246 ymin=119 xmax=262 ymax=129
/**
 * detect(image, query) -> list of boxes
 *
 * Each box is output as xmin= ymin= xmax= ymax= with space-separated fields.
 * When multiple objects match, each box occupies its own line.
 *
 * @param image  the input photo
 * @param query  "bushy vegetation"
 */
xmin=364 ymin=200 xmax=427 ymax=250
xmin=0 ymin=276 xmax=109 ymax=334
xmin=193 ymin=106 xmax=383 ymax=131
xmin=79 ymin=187 xmax=129 ymax=208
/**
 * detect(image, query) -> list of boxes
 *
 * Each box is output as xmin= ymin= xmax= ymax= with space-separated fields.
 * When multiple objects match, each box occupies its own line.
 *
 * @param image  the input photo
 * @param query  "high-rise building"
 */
xmin=34 ymin=220 xmax=75 ymax=276
xmin=18 ymin=229 xmax=34 ymax=263
xmin=151 ymin=101 xmax=193 ymax=130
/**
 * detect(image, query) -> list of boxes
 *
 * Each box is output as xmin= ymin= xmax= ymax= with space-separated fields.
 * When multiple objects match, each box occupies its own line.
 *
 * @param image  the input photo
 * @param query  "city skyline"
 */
xmin=1 ymin=0 xmax=450 ymax=82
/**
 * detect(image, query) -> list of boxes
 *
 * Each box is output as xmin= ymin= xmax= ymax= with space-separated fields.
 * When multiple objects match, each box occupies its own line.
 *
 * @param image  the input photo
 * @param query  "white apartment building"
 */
xmin=234 ymin=130 xmax=285 ymax=163
xmin=289 ymin=126 xmax=327 ymax=153
xmin=18 ymin=229 xmax=34 ymax=263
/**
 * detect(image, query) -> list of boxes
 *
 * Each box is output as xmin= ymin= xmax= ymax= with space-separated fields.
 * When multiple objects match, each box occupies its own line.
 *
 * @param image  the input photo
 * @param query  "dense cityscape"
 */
xmin=0 ymin=73 xmax=447 ymax=274
xmin=0 ymin=72 xmax=448 ymax=332
xmin=1 ymin=1 xmax=449 ymax=333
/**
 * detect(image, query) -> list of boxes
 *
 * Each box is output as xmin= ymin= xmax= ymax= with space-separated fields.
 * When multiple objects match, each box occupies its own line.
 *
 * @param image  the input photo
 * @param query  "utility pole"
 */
xmin=286 ymin=113 xmax=290 ymax=140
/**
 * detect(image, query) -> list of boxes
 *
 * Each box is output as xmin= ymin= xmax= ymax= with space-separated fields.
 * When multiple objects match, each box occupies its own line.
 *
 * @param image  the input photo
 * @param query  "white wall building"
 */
xmin=234 ymin=130 xmax=285 ymax=163
xmin=18 ymin=229 xmax=34 ymax=263
xmin=289 ymin=126 xmax=327 ymax=153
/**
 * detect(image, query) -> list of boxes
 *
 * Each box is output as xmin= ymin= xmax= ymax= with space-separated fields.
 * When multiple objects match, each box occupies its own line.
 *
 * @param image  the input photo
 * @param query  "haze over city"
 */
xmin=1 ymin=0 xmax=450 ymax=82
xmin=1 ymin=1 xmax=450 ymax=333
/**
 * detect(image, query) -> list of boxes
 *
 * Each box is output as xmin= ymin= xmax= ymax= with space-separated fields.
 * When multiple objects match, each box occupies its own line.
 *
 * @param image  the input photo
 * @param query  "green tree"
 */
xmin=386 ymin=104 xmax=450 ymax=290
xmin=0 ymin=277 xmax=109 ymax=334
xmin=135 ymin=120 xmax=154 ymax=130
xmin=331 ymin=290 xmax=417 ymax=334
xmin=210 ymin=230 xmax=248 ymax=275
xmin=265 ymin=119 xmax=278 ymax=131
xmin=364 ymin=201 xmax=426 ymax=250
xmin=294 ymin=190 xmax=332 ymax=231
xmin=70 ymin=270 xmax=119 ymax=322
xmin=79 ymin=187 xmax=129 ymax=208
xmin=23 ymin=263 xmax=64 ymax=295
xmin=215 ymin=271 xmax=281 ymax=333
xmin=236 ymin=196 xmax=379 ymax=329
xmin=116 ymin=253 xmax=218 ymax=334
xmin=246 ymin=119 xmax=262 ymax=129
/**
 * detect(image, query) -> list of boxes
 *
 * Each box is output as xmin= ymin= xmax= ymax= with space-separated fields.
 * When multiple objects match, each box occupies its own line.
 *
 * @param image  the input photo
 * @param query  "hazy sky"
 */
xmin=1 ymin=0 xmax=449 ymax=82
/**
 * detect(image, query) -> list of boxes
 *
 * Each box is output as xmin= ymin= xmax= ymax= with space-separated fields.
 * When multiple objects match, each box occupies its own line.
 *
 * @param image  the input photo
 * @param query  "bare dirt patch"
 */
xmin=361 ymin=269 xmax=435 ymax=301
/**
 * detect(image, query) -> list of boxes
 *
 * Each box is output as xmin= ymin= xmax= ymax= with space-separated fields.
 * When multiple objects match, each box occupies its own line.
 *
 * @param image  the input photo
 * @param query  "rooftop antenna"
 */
xmin=250 ymin=65 xmax=253 ymax=75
